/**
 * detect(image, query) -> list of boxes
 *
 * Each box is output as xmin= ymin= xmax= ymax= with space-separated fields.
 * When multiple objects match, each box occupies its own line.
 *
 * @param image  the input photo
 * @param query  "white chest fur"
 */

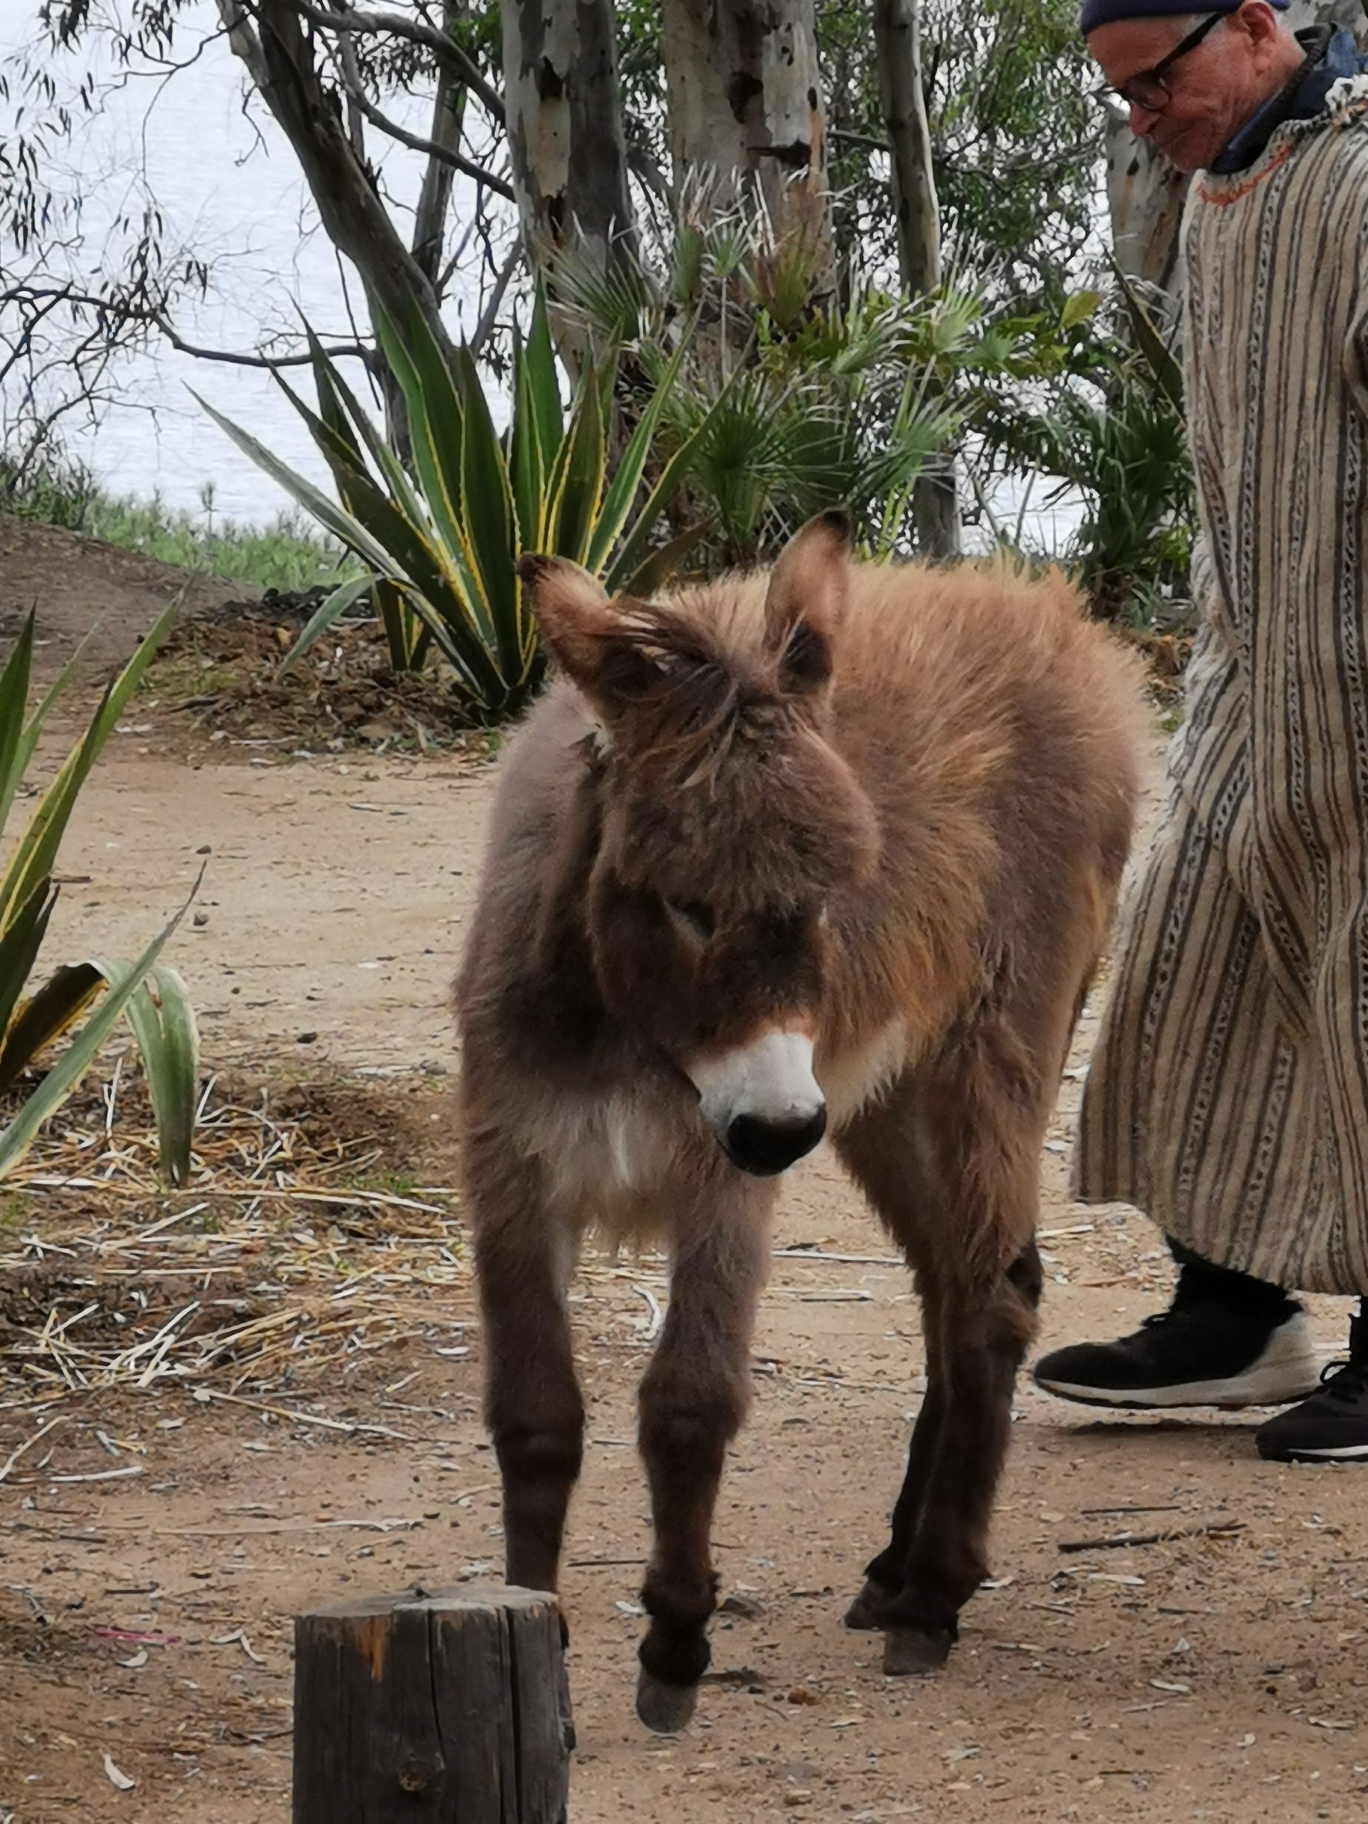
xmin=816 ymin=1017 xmax=910 ymax=1128
xmin=520 ymin=1090 xmax=685 ymax=1237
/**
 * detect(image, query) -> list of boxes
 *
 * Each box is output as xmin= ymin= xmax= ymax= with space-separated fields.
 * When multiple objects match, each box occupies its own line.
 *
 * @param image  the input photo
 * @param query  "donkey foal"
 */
xmin=457 ymin=513 xmax=1144 ymax=1731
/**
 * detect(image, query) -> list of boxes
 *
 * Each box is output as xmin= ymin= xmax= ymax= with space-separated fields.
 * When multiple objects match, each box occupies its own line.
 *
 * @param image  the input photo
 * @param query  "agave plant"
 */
xmin=0 ymin=606 xmax=200 ymax=1183
xmin=198 ymin=292 xmax=719 ymax=725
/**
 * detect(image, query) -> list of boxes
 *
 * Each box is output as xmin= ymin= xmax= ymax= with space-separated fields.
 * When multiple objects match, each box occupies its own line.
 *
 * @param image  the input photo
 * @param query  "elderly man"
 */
xmin=1032 ymin=0 xmax=1368 ymax=1461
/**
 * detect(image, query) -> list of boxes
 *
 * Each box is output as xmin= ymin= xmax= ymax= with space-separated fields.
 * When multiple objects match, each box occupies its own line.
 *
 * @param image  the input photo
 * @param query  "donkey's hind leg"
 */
xmin=836 ymin=1035 xmax=1049 ymax=1673
xmin=881 ymin=1240 xmax=1042 ymax=1674
xmin=833 ymin=1110 xmax=950 ymax=1633
xmin=471 ymin=1138 xmax=585 ymax=1604
xmin=635 ymin=1185 xmax=771 ymax=1732
xmin=842 ymin=1315 xmax=948 ymax=1630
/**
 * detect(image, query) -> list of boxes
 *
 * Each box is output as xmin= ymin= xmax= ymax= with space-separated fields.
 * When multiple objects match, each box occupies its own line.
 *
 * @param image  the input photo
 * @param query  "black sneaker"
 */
xmin=1256 ymin=1314 xmax=1368 ymax=1462
xmin=1032 ymin=1303 xmax=1321 ymax=1409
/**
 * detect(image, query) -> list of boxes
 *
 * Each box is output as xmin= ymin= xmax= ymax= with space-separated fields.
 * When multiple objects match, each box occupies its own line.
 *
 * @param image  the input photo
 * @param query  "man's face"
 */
xmin=1089 ymin=4 xmax=1292 ymax=172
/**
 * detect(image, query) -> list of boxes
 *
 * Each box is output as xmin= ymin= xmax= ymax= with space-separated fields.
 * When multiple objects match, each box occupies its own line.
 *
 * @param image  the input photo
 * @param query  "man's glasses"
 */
xmin=1099 ymin=10 xmax=1226 ymax=111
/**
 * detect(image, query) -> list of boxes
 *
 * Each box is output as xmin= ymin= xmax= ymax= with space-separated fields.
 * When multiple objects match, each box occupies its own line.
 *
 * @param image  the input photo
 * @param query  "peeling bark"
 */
xmin=662 ymin=0 xmax=831 ymax=274
xmin=499 ymin=0 xmax=636 ymax=289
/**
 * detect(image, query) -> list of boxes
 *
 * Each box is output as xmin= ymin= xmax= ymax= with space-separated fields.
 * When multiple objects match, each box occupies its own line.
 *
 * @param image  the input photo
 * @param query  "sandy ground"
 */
xmin=2 ymin=518 xmax=1367 ymax=1824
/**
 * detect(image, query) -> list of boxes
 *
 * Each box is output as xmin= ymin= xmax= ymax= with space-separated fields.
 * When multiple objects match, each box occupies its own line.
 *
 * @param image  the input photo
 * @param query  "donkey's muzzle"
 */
xmin=724 ymin=1106 xmax=827 ymax=1177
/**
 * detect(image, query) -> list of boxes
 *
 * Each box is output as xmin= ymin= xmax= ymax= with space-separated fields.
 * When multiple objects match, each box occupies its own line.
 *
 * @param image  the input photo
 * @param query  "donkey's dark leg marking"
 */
xmin=834 ymin=1104 xmax=947 ymax=1631
xmin=635 ymin=1196 xmax=769 ymax=1729
xmin=881 ymin=1197 xmax=1047 ymax=1670
xmin=845 ymin=1338 xmax=948 ymax=1629
xmin=471 ymin=1140 xmax=585 ymax=1601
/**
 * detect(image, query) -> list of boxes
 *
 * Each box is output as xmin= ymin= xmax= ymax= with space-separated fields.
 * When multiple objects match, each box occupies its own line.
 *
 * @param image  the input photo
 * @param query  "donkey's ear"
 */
xmin=763 ymin=510 xmax=850 ymax=696
xmin=518 ymin=554 xmax=661 ymax=714
xmin=519 ymin=554 xmax=617 ymax=689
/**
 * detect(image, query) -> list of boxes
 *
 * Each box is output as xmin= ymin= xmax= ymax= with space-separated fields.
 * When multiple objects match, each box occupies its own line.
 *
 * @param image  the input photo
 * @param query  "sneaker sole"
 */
xmin=1033 ymin=1363 xmax=1325 ymax=1411
xmin=1257 ymin=1440 xmax=1368 ymax=1463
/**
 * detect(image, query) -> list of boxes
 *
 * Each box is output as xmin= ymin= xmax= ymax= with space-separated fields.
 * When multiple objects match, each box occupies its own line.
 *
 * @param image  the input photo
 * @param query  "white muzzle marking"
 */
xmin=688 ymin=1028 xmax=825 ymax=1141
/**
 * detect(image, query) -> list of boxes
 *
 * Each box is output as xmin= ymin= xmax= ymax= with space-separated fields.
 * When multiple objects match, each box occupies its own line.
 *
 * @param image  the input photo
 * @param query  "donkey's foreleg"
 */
xmin=635 ymin=1190 xmax=770 ymax=1732
xmin=471 ymin=1136 xmax=585 ymax=1601
xmin=883 ymin=1239 xmax=1042 ymax=1675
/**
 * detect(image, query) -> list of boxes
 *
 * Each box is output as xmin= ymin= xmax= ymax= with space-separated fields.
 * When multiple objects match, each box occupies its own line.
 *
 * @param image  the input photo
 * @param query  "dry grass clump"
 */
xmin=0 ymin=1067 xmax=472 ymax=1435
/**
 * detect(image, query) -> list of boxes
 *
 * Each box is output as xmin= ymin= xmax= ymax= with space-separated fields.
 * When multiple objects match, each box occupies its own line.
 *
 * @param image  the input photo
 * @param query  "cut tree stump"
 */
xmin=293 ymin=1583 xmax=572 ymax=1823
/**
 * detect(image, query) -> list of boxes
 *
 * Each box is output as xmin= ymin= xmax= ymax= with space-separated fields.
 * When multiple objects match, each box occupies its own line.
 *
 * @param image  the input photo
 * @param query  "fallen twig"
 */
xmin=191 ymin=1386 xmax=411 ymax=1441
xmin=1059 ymin=1520 xmax=1243 ymax=1554
xmin=772 ymin=1248 xmax=901 ymax=1266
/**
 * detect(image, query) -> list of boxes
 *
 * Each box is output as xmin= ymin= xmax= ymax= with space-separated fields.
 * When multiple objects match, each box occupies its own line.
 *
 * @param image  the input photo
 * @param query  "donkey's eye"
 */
xmin=665 ymin=897 xmax=718 ymax=945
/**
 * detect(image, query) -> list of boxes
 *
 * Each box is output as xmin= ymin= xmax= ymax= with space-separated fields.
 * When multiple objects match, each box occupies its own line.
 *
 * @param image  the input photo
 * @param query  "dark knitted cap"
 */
xmin=1081 ymin=0 xmax=1289 ymax=34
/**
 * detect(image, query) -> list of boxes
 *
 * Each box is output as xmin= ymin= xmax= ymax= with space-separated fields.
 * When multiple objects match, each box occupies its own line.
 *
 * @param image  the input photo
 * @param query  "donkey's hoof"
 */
xmin=883 ymin=1625 xmax=956 ymax=1677
xmin=844 ymin=1579 xmax=895 ymax=1631
xmin=636 ymin=1669 xmax=698 ymax=1734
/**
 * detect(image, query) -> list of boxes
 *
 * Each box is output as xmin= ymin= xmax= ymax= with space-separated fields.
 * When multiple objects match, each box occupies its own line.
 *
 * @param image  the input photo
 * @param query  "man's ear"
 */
xmin=762 ymin=510 xmax=851 ymax=696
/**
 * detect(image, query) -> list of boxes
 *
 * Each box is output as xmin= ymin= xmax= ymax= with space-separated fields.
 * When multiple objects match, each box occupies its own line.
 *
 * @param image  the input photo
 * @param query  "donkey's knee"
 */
xmin=638 ymin=1386 xmax=741 ymax=1482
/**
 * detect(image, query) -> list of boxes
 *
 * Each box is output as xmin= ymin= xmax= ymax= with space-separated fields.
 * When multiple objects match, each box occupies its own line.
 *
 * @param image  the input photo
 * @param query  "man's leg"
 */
xmin=1032 ymin=1234 xmax=1321 ymax=1409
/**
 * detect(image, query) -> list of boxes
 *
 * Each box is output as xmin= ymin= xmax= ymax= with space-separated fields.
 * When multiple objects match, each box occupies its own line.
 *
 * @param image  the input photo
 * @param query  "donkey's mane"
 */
xmin=601 ymin=595 xmax=797 ymax=785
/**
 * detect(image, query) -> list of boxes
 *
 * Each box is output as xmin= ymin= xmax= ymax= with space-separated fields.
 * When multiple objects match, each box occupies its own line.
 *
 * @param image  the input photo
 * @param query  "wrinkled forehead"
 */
xmin=1087 ymin=12 xmax=1204 ymax=74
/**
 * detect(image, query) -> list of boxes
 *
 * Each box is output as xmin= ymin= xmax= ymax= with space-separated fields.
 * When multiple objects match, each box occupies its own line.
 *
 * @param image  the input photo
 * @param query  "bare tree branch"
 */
xmin=265 ymin=0 xmax=505 ymax=124
xmin=7 ymin=284 xmax=366 ymax=370
xmin=331 ymin=38 xmax=515 ymax=199
xmin=469 ymin=239 xmax=520 ymax=360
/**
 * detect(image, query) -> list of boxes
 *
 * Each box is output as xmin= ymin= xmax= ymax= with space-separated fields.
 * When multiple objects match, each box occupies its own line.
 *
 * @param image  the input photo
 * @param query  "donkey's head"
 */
xmin=520 ymin=513 xmax=880 ymax=1177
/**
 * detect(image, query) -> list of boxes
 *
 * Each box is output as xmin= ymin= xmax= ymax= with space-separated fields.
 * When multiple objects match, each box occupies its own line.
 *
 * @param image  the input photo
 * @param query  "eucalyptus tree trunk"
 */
xmin=500 ymin=0 xmax=636 ymax=325
xmin=217 ymin=0 xmax=458 ymax=371
xmin=873 ymin=0 xmax=940 ymax=296
xmin=662 ymin=0 xmax=833 ymax=291
xmin=871 ymin=0 xmax=957 ymax=556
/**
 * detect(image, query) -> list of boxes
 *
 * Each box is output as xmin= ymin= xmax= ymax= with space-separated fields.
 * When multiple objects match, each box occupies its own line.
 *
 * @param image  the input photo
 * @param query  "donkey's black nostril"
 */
xmin=724 ymin=1107 xmax=827 ymax=1176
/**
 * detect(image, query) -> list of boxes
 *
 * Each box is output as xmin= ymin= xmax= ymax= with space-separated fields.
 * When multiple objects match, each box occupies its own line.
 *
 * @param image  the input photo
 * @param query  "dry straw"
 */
xmin=0 ymin=1068 xmax=472 ymax=1424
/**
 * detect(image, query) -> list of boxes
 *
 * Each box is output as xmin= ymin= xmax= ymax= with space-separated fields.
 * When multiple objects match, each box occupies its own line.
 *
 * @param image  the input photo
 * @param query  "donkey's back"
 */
xmin=457 ymin=515 xmax=1144 ymax=1731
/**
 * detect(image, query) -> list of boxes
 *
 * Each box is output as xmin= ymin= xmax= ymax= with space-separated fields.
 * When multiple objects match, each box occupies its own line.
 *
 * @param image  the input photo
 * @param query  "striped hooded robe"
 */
xmin=1075 ymin=72 xmax=1368 ymax=1294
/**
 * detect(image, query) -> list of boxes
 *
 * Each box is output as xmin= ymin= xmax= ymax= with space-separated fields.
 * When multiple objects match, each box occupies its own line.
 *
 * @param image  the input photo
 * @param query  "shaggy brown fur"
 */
xmin=457 ymin=513 xmax=1145 ymax=1730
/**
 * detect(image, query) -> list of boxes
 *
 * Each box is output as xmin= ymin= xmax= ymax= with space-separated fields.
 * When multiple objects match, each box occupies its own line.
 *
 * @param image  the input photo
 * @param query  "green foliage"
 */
xmin=198 ymin=292 xmax=717 ymax=724
xmin=1017 ymin=284 xmax=1194 ymax=625
xmin=560 ymin=194 xmax=982 ymax=566
xmin=0 ymin=450 xmax=355 ymax=596
xmin=820 ymin=0 xmax=1102 ymax=301
xmin=0 ymin=608 xmax=201 ymax=1183
xmin=81 ymin=492 xmax=358 ymax=596
xmin=0 ymin=448 xmax=98 ymax=531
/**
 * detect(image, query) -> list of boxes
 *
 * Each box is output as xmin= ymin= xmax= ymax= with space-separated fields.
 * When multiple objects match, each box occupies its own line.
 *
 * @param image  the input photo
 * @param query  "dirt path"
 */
xmin=2 ymin=524 xmax=1367 ymax=1824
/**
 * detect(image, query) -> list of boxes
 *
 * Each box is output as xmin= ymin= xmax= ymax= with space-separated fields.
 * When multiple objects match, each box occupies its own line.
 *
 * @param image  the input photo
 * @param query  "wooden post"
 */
xmin=292 ymin=1583 xmax=572 ymax=1823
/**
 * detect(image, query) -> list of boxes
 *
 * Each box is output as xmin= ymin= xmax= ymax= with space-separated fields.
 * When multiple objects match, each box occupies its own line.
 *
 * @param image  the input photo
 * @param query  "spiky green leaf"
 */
xmin=0 ymin=892 xmax=194 ymax=1181
xmin=104 ymin=960 xmax=199 ymax=1184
